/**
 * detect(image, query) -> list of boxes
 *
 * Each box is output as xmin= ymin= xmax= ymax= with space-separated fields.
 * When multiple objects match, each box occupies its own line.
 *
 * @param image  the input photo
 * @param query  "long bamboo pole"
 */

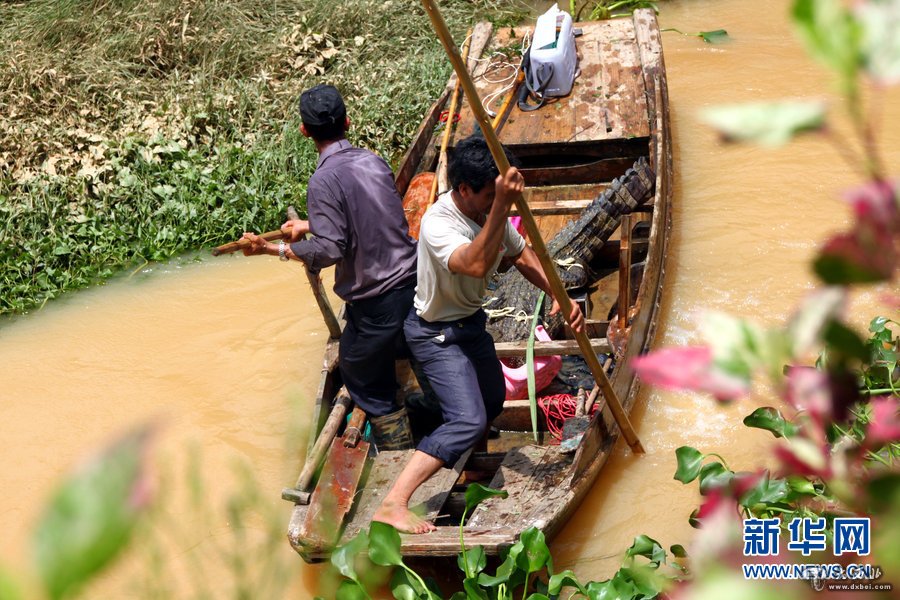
xmin=427 ymin=28 xmax=473 ymax=207
xmin=419 ymin=0 xmax=644 ymax=453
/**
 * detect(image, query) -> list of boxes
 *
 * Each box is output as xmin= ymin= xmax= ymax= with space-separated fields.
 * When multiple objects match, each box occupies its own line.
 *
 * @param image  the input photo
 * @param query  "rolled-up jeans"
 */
xmin=403 ymin=308 xmax=504 ymax=465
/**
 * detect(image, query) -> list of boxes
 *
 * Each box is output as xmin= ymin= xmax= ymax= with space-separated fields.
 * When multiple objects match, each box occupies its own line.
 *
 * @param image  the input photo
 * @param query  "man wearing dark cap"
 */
xmin=241 ymin=84 xmax=418 ymax=448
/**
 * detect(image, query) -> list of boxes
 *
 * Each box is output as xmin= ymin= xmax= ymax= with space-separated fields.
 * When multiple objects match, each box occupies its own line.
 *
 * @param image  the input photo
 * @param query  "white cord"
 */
xmin=479 ymin=32 xmax=532 ymax=118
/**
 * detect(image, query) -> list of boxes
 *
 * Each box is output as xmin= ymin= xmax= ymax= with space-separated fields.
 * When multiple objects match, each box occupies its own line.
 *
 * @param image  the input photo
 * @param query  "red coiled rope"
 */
xmin=537 ymin=394 xmax=599 ymax=440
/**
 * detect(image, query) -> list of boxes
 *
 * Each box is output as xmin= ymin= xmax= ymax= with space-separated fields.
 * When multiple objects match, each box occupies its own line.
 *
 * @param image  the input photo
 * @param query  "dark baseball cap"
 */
xmin=299 ymin=84 xmax=347 ymax=127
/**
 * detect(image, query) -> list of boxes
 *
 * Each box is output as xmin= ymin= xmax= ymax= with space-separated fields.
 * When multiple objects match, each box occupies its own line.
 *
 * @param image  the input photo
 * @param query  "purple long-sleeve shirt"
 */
xmin=290 ymin=139 xmax=417 ymax=301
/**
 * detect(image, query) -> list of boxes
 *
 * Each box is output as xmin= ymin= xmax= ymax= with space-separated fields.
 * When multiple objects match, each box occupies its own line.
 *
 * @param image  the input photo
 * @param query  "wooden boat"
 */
xmin=286 ymin=9 xmax=671 ymax=561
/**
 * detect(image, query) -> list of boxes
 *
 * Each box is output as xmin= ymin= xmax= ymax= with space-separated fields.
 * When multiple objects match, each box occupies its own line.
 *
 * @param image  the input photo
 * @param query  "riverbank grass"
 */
xmin=0 ymin=0 xmax=525 ymax=314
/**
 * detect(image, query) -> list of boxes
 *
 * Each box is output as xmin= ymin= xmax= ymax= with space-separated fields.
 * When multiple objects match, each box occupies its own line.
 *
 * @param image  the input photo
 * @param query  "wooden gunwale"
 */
xmin=288 ymin=9 xmax=671 ymax=562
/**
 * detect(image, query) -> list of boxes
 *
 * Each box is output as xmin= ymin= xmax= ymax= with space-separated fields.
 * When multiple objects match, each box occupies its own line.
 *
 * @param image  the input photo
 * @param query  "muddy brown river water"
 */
xmin=1 ymin=0 xmax=898 ymax=596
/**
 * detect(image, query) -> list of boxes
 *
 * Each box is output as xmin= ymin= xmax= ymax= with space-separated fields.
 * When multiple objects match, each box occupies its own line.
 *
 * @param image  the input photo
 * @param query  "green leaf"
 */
xmin=700 ymin=101 xmax=826 ymax=146
xmin=517 ymin=527 xmax=551 ymax=573
xmin=524 ymin=594 xmax=551 ymax=600
xmin=526 ymin=292 xmax=546 ymax=442
xmin=743 ymin=407 xmax=799 ymax=438
xmin=619 ymin=564 xmax=666 ymax=598
xmin=688 ymin=508 xmax=702 ymax=529
xmin=34 ymin=425 xmax=155 ymax=600
xmin=589 ymin=570 xmax=640 ymax=599
xmin=857 ymin=0 xmax=900 ymax=84
xmin=151 ymin=184 xmax=177 ymax=198
xmin=463 ymin=578 xmax=490 ymax=600
xmin=698 ymin=462 xmax=734 ymax=495
xmin=740 ymin=474 xmax=790 ymax=508
xmin=786 ymin=475 xmax=817 ymax=496
xmin=792 ymin=0 xmax=862 ymax=90
xmin=336 ymin=580 xmax=369 ymax=600
xmin=870 ymin=316 xmax=890 ymax=333
xmin=476 ymin=551 xmax=519 ymax=587
xmin=674 ymin=446 xmax=704 ymax=483
xmin=391 ymin=568 xmax=439 ymax=600
xmin=457 ymin=545 xmax=487 ymax=577
xmin=391 ymin=582 xmax=418 ymax=600
xmin=670 ymin=544 xmax=688 ymax=558
xmin=548 ymin=570 xmax=587 ymax=596
xmin=367 ymin=521 xmax=403 ymax=567
xmin=699 ymin=29 xmax=729 ymax=43
xmin=626 ymin=535 xmax=667 ymax=565
xmin=331 ymin=530 xmax=369 ymax=583
xmin=464 ymin=483 xmax=509 ymax=513
xmin=824 ymin=321 xmax=869 ymax=362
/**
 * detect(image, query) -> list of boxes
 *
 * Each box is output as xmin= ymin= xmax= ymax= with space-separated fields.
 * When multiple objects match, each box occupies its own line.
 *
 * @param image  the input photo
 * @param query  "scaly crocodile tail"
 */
xmin=484 ymin=157 xmax=655 ymax=345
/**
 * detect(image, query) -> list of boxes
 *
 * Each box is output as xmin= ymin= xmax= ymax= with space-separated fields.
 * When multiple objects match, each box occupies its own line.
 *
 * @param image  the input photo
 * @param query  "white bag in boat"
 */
xmin=528 ymin=4 xmax=577 ymax=98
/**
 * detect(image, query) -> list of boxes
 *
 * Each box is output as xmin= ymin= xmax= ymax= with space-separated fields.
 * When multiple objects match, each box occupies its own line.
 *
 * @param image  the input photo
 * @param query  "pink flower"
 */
xmin=816 ymin=180 xmax=898 ymax=284
xmin=632 ymin=346 xmax=750 ymax=402
xmin=867 ymin=396 xmax=900 ymax=445
xmin=774 ymin=438 xmax=833 ymax=479
xmin=786 ymin=366 xmax=832 ymax=424
xmin=843 ymin=180 xmax=898 ymax=228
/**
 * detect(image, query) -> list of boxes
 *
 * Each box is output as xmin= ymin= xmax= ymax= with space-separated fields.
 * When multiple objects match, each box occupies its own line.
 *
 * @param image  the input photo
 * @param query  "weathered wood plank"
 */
xmin=340 ymin=450 xmax=412 ymax=544
xmin=467 ymin=445 xmax=572 ymax=529
xmin=467 ymin=446 xmax=548 ymax=527
xmin=408 ymin=448 xmax=472 ymax=522
xmin=523 ymin=182 xmax=608 ymax=204
xmin=322 ymin=338 xmax=340 ymax=373
xmin=493 ymin=338 xmax=611 ymax=357
xmin=449 ymin=21 xmax=648 ymax=149
xmin=572 ymin=34 xmax=607 ymax=141
xmin=593 ymin=18 xmax=648 ymax=140
xmin=303 ymin=525 xmax=522 ymax=560
xmin=520 ymin=156 xmax=638 ymax=186
xmin=511 ymin=199 xmax=593 ymax=215
xmin=394 ymin=90 xmax=449 ymax=196
xmin=338 ymin=449 xmax=471 ymax=545
xmin=298 ymin=436 xmax=369 ymax=548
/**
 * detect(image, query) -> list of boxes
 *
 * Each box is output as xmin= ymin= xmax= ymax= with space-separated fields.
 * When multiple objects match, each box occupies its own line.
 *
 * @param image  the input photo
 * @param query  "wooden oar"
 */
xmin=211 ymin=216 xmax=342 ymax=340
xmin=298 ymin=406 xmax=370 ymax=547
xmin=211 ymin=230 xmax=282 ymax=256
xmin=281 ymin=387 xmax=352 ymax=504
xmin=286 ymin=206 xmax=342 ymax=339
xmin=419 ymin=0 xmax=645 ymax=453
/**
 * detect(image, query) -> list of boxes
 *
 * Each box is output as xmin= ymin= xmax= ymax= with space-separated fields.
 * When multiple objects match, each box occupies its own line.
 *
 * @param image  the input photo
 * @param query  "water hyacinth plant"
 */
xmin=0 ymin=0 xmax=526 ymax=316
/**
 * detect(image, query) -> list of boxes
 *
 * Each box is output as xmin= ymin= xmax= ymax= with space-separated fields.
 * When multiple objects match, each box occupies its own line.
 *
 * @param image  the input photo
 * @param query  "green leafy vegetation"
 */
xmin=323 ymin=491 xmax=685 ymax=599
xmin=661 ymin=28 xmax=730 ymax=44
xmin=0 ymin=0 xmax=526 ymax=315
xmin=576 ymin=0 xmax=659 ymax=21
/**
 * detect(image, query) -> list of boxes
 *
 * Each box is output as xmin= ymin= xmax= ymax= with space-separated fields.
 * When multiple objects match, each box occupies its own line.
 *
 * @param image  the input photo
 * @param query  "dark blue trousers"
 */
xmin=403 ymin=308 xmax=504 ymax=465
xmin=340 ymin=283 xmax=416 ymax=418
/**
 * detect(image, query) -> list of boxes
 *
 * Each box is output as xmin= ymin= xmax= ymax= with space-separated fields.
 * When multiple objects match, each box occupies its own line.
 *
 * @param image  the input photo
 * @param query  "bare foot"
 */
xmin=372 ymin=502 xmax=436 ymax=534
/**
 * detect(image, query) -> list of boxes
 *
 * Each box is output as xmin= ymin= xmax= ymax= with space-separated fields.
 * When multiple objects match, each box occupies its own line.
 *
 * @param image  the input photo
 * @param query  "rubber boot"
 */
xmin=370 ymin=407 xmax=414 ymax=451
